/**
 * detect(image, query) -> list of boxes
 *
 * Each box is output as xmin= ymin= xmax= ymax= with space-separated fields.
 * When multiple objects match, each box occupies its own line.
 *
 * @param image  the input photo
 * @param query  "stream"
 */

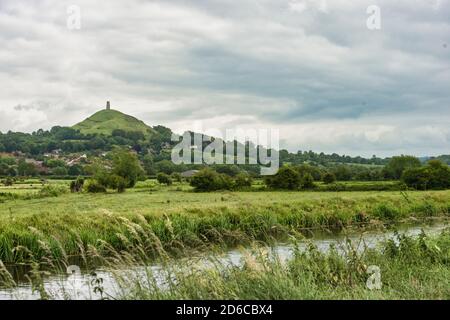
xmin=0 ymin=221 xmax=448 ymax=300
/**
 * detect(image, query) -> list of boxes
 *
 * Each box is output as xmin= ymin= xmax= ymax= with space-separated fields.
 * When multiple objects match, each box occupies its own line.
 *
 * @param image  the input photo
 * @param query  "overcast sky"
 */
xmin=0 ymin=0 xmax=449 ymax=157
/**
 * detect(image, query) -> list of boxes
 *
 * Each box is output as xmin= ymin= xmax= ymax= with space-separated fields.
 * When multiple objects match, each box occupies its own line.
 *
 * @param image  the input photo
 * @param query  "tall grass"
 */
xmin=112 ymin=230 xmax=450 ymax=300
xmin=4 ymin=228 xmax=448 ymax=300
xmin=0 ymin=192 xmax=449 ymax=264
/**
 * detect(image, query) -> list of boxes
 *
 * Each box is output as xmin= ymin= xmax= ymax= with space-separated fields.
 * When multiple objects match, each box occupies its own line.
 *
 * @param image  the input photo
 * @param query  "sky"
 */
xmin=0 ymin=0 xmax=449 ymax=157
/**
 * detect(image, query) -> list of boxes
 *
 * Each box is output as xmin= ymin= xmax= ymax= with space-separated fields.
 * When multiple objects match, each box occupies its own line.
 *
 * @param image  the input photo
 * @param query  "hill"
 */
xmin=73 ymin=109 xmax=155 ymax=136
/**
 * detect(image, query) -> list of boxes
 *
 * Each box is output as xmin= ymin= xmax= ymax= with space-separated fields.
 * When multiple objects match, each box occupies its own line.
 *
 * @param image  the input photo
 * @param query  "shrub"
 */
xmin=108 ymin=174 xmax=127 ymax=193
xmin=322 ymin=172 xmax=336 ymax=184
xmin=2 ymin=177 xmax=14 ymax=186
xmin=70 ymin=176 xmax=84 ymax=193
xmin=234 ymin=173 xmax=253 ymax=188
xmin=84 ymin=179 xmax=107 ymax=193
xmin=190 ymin=168 xmax=234 ymax=191
xmin=301 ymin=173 xmax=316 ymax=189
xmin=157 ymin=173 xmax=173 ymax=186
xmin=264 ymin=166 xmax=301 ymax=190
xmin=170 ymin=172 xmax=182 ymax=183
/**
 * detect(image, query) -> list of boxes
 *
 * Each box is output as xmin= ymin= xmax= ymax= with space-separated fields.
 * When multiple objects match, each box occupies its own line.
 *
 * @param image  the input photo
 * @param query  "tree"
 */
xmin=264 ymin=166 xmax=301 ymax=190
xmin=155 ymin=160 xmax=178 ymax=175
xmin=17 ymin=160 xmax=37 ymax=176
xmin=301 ymin=173 xmax=315 ymax=189
xmin=52 ymin=166 xmax=68 ymax=176
xmin=384 ymin=155 xmax=421 ymax=179
xmin=322 ymin=172 xmax=336 ymax=184
xmin=111 ymin=149 xmax=145 ymax=188
xmin=402 ymin=160 xmax=450 ymax=190
xmin=333 ymin=165 xmax=352 ymax=181
xmin=142 ymin=154 xmax=156 ymax=176
xmin=68 ymin=164 xmax=83 ymax=176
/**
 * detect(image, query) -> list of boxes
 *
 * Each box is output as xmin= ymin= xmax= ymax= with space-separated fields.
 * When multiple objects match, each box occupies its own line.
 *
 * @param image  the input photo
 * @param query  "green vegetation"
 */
xmin=157 ymin=173 xmax=172 ymax=186
xmin=73 ymin=109 xmax=154 ymax=137
xmin=115 ymin=230 xmax=450 ymax=300
xmin=384 ymin=155 xmax=422 ymax=180
xmin=0 ymin=184 xmax=449 ymax=264
xmin=402 ymin=159 xmax=450 ymax=190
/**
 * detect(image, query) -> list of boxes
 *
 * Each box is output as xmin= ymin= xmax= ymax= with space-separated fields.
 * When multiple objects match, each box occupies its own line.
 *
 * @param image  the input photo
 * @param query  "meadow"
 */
xmin=0 ymin=179 xmax=449 ymax=265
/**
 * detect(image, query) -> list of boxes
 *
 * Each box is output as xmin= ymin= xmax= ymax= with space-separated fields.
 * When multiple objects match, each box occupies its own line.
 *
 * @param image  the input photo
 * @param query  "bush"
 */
xmin=84 ymin=179 xmax=107 ymax=193
xmin=234 ymin=173 xmax=253 ymax=188
xmin=301 ymin=173 xmax=316 ymax=189
xmin=322 ymin=172 xmax=336 ymax=184
xmin=108 ymin=174 xmax=127 ymax=193
xmin=2 ymin=177 xmax=14 ymax=186
xmin=157 ymin=173 xmax=173 ymax=185
xmin=264 ymin=166 xmax=301 ymax=190
xmin=170 ymin=172 xmax=182 ymax=183
xmin=190 ymin=168 xmax=234 ymax=191
xmin=70 ymin=176 xmax=84 ymax=193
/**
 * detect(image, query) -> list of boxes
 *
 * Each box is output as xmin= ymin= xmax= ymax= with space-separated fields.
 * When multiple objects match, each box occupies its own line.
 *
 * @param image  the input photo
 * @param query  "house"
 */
xmin=66 ymin=154 xmax=87 ymax=167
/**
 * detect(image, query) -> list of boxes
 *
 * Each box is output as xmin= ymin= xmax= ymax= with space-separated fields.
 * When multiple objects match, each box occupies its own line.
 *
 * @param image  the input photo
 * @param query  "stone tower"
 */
xmin=106 ymin=101 xmax=110 ymax=110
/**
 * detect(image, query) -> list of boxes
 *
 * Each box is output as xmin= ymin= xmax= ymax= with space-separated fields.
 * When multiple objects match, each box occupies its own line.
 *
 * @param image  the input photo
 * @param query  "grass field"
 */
xmin=0 ymin=179 xmax=449 ymax=264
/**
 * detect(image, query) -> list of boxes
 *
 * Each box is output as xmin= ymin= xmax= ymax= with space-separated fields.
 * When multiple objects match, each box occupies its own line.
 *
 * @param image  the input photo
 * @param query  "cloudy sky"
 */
xmin=0 ymin=0 xmax=449 ymax=157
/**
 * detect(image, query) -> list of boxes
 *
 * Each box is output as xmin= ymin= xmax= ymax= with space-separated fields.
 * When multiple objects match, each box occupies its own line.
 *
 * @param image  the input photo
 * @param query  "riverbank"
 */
xmin=0 ymin=190 xmax=449 ymax=264
xmin=1 ymin=223 xmax=448 ymax=300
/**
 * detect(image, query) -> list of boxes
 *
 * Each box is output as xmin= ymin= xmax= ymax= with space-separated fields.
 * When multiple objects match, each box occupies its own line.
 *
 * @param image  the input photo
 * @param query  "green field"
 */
xmin=0 ymin=179 xmax=449 ymax=264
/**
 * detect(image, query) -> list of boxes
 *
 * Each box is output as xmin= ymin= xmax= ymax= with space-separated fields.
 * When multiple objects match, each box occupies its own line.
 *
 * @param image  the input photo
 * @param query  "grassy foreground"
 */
xmin=114 ymin=230 xmax=450 ymax=300
xmin=0 ymin=189 xmax=449 ymax=264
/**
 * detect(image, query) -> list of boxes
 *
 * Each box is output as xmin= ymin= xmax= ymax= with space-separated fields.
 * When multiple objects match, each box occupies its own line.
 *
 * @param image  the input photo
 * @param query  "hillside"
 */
xmin=73 ymin=109 xmax=155 ymax=136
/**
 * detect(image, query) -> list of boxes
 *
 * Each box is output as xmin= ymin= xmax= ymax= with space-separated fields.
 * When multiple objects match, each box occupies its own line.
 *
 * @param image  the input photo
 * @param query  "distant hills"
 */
xmin=73 ymin=109 xmax=155 ymax=136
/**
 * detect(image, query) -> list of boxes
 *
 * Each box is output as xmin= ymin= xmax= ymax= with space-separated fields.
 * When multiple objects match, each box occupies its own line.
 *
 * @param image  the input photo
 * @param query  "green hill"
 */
xmin=73 ymin=109 xmax=155 ymax=136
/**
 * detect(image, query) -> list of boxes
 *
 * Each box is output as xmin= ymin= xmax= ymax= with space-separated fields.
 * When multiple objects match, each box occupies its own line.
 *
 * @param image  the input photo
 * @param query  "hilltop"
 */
xmin=73 ymin=109 xmax=155 ymax=136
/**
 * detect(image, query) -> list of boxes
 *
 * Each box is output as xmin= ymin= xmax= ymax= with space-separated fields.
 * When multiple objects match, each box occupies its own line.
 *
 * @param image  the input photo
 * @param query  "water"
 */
xmin=0 ymin=222 xmax=448 ymax=300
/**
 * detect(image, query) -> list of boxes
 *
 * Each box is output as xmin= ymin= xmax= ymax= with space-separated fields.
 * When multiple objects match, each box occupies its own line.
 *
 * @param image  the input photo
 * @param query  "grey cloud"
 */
xmin=0 ymin=0 xmax=449 ymax=157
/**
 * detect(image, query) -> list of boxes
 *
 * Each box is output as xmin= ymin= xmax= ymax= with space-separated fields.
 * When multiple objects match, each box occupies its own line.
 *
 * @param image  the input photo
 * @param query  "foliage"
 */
xmin=235 ymin=173 xmax=253 ymax=188
xmin=322 ymin=172 xmax=336 ymax=184
xmin=170 ymin=172 xmax=182 ymax=183
xmin=402 ymin=160 xmax=450 ymax=190
xmin=84 ymin=179 xmax=107 ymax=193
xmin=70 ymin=176 xmax=85 ymax=193
xmin=300 ymin=173 xmax=316 ymax=189
xmin=38 ymin=184 xmax=68 ymax=197
xmin=111 ymin=148 xmax=145 ymax=188
xmin=157 ymin=173 xmax=173 ymax=186
xmin=384 ymin=155 xmax=421 ymax=179
xmin=264 ymin=166 xmax=301 ymax=190
xmin=190 ymin=168 xmax=234 ymax=191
